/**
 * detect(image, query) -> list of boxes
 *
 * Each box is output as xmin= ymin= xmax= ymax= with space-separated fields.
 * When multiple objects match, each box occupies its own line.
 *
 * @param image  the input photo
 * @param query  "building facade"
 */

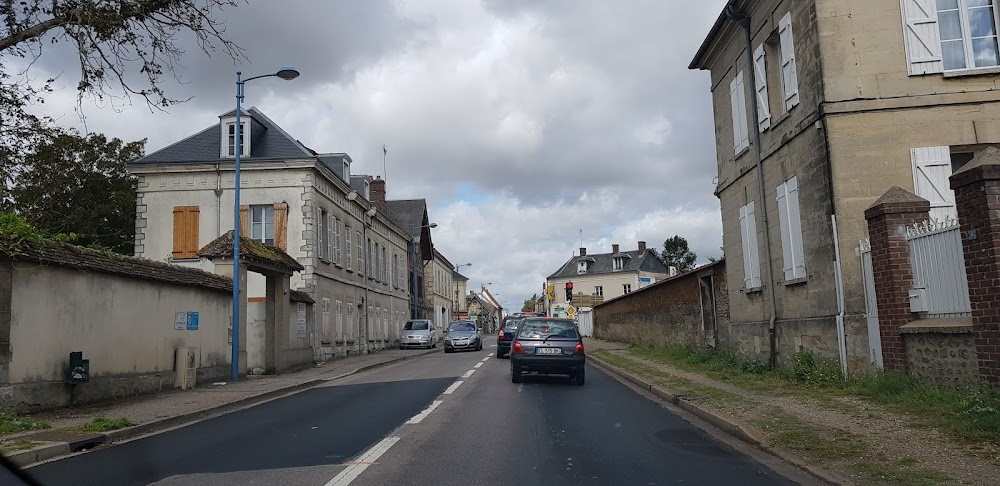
xmin=453 ymin=270 xmax=469 ymax=317
xmin=690 ymin=0 xmax=1000 ymax=370
xmin=425 ymin=249 xmax=456 ymax=330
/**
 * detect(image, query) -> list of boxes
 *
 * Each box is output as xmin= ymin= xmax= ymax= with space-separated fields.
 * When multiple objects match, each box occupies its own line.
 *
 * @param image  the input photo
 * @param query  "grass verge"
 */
xmin=0 ymin=412 xmax=50 ymax=435
xmin=852 ymin=458 xmax=952 ymax=486
xmin=75 ymin=417 xmax=134 ymax=433
xmin=0 ymin=439 xmax=40 ymax=454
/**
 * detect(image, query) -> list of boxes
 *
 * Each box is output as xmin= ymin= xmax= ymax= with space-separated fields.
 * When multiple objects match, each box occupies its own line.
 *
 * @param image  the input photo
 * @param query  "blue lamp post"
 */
xmin=231 ymin=67 xmax=300 ymax=382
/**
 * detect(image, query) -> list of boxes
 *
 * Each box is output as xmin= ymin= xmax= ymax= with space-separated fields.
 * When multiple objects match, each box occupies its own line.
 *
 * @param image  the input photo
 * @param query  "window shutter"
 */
xmin=273 ymin=203 xmax=288 ymax=251
xmin=778 ymin=13 xmax=800 ymax=110
xmin=911 ymin=146 xmax=957 ymax=221
xmin=239 ymin=205 xmax=249 ymax=237
xmin=729 ymin=74 xmax=746 ymax=154
xmin=753 ymin=44 xmax=771 ymax=131
xmin=900 ymin=0 xmax=944 ymax=75
xmin=335 ymin=219 xmax=342 ymax=263
xmin=172 ymin=206 xmax=200 ymax=259
xmin=346 ymin=227 xmax=352 ymax=270
xmin=777 ymin=183 xmax=795 ymax=281
xmin=327 ymin=214 xmax=334 ymax=263
xmin=746 ymin=203 xmax=761 ymax=288
xmin=739 ymin=204 xmax=752 ymax=288
xmin=785 ymin=177 xmax=806 ymax=279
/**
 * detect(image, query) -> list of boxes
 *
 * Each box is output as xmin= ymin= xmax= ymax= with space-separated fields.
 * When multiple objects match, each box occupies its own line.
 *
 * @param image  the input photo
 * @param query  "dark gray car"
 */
xmin=444 ymin=320 xmax=482 ymax=353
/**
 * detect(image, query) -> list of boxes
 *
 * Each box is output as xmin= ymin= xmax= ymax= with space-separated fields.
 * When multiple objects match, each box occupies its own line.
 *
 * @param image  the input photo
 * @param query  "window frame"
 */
xmin=623 ymin=284 xmax=632 ymax=294
xmin=937 ymin=0 xmax=1000 ymax=72
xmin=249 ymin=204 xmax=275 ymax=245
xmin=595 ymin=286 xmax=603 ymax=297
xmin=221 ymin=120 xmax=250 ymax=158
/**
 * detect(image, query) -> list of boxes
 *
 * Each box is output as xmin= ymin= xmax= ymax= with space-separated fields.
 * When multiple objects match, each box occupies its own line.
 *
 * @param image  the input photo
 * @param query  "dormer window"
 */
xmin=577 ymin=261 xmax=588 ymax=274
xmin=613 ymin=256 xmax=625 ymax=271
xmin=221 ymin=117 xmax=250 ymax=158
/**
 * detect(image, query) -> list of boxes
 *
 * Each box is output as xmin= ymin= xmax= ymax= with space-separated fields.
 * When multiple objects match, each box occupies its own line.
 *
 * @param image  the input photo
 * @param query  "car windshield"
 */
xmin=403 ymin=321 xmax=428 ymax=331
xmin=517 ymin=320 xmax=578 ymax=339
xmin=503 ymin=319 xmax=522 ymax=330
xmin=448 ymin=322 xmax=476 ymax=332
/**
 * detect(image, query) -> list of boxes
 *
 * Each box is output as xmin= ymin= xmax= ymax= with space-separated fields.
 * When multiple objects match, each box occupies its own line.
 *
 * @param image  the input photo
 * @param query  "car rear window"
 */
xmin=404 ymin=321 xmax=429 ymax=331
xmin=517 ymin=320 xmax=578 ymax=339
xmin=503 ymin=319 xmax=523 ymax=331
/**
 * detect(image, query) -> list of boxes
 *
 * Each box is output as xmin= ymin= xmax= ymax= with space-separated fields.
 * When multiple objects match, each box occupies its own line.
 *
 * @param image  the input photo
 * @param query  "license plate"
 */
xmin=536 ymin=347 xmax=561 ymax=355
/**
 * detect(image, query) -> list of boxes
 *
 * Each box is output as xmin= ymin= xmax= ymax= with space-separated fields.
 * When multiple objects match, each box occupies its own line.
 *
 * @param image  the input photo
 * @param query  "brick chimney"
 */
xmin=612 ymin=243 xmax=620 ymax=254
xmin=370 ymin=176 xmax=387 ymax=211
xmin=638 ymin=241 xmax=647 ymax=253
xmin=579 ymin=247 xmax=587 ymax=256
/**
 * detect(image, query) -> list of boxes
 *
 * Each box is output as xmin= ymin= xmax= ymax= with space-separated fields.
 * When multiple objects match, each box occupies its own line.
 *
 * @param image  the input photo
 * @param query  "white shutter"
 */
xmin=777 ymin=182 xmax=795 ymax=281
xmin=778 ymin=13 xmax=800 ymax=110
xmin=753 ymin=44 xmax=771 ymax=131
xmin=911 ymin=146 xmax=957 ymax=221
xmin=730 ymin=74 xmax=745 ymax=154
xmin=335 ymin=300 xmax=343 ymax=341
xmin=740 ymin=202 xmax=762 ymax=289
xmin=900 ymin=0 xmax=944 ymax=75
xmin=786 ymin=177 xmax=806 ymax=279
xmin=345 ymin=227 xmax=352 ymax=270
xmin=327 ymin=214 xmax=334 ymax=263
xmin=739 ymin=204 xmax=753 ymax=288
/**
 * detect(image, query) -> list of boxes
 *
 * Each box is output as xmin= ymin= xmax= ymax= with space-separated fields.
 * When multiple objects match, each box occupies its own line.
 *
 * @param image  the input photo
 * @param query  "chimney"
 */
xmin=612 ymin=243 xmax=620 ymax=254
xmin=638 ymin=241 xmax=647 ymax=253
xmin=579 ymin=247 xmax=587 ymax=256
xmin=370 ymin=176 xmax=387 ymax=211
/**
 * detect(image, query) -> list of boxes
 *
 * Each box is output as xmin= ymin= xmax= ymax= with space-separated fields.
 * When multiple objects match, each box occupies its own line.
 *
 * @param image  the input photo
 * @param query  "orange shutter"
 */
xmin=172 ymin=206 xmax=200 ymax=259
xmin=274 ymin=203 xmax=288 ymax=250
xmin=187 ymin=208 xmax=200 ymax=258
xmin=172 ymin=207 xmax=186 ymax=258
xmin=239 ymin=205 xmax=249 ymax=237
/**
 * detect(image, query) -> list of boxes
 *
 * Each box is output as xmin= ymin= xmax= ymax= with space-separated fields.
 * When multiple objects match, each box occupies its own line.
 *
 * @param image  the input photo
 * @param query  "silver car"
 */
xmin=400 ymin=319 xmax=437 ymax=349
xmin=444 ymin=320 xmax=482 ymax=353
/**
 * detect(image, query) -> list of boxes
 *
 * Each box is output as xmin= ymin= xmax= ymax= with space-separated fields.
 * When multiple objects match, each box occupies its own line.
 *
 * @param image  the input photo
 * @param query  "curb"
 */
xmin=11 ymin=348 xmax=439 ymax=467
xmin=588 ymin=355 xmax=849 ymax=486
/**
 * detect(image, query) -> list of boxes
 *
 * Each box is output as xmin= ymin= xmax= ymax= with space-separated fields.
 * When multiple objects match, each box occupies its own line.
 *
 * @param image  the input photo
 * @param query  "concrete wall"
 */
xmin=3 ymin=263 xmax=231 ymax=411
xmin=902 ymin=330 xmax=979 ymax=390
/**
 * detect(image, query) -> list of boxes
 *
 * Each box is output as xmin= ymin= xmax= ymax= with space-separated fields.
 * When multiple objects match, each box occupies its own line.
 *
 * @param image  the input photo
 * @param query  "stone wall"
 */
xmin=901 ymin=322 xmax=979 ymax=389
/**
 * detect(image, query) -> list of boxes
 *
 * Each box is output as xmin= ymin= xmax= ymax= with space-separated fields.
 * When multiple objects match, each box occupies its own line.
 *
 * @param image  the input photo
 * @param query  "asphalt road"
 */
xmin=20 ymin=338 xmax=816 ymax=485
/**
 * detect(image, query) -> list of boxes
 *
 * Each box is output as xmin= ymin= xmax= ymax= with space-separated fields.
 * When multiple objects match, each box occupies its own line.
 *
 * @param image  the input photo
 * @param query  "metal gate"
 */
xmin=577 ymin=310 xmax=594 ymax=337
xmin=859 ymin=239 xmax=884 ymax=369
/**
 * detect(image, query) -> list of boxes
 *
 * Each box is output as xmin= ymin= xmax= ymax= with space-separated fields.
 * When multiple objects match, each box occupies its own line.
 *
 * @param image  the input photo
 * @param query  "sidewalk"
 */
xmin=1 ymin=347 xmax=438 ymax=466
xmin=585 ymin=338 xmax=1000 ymax=486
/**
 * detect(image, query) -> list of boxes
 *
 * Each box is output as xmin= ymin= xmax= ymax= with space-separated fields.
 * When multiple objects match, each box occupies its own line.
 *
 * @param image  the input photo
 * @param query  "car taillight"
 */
xmin=513 ymin=342 xmax=524 ymax=355
xmin=498 ymin=329 xmax=504 ymax=339
xmin=574 ymin=343 xmax=584 ymax=355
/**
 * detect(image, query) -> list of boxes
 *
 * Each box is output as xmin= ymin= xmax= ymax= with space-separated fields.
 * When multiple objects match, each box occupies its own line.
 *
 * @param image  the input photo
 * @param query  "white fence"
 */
xmin=577 ymin=310 xmax=594 ymax=337
xmin=859 ymin=239 xmax=884 ymax=369
xmin=905 ymin=219 xmax=971 ymax=317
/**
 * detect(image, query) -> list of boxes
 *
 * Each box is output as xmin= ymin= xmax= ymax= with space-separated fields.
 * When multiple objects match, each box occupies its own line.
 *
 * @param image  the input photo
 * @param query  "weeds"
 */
xmin=0 ymin=412 xmax=50 ymax=435
xmin=0 ymin=439 xmax=40 ymax=454
xmin=75 ymin=417 xmax=134 ymax=432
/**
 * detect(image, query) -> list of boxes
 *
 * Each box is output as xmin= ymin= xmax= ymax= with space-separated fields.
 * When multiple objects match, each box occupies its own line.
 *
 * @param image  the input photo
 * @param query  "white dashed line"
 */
xmin=443 ymin=380 xmax=464 ymax=395
xmin=406 ymin=400 xmax=442 ymax=424
xmin=474 ymin=362 xmax=484 ymax=368
xmin=481 ymin=356 xmax=490 ymax=362
xmin=325 ymin=436 xmax=400 ymax=485
xmin=487 ymin=352 xmax=494 ymax=357
xmin=462 ymin=369 xmax=476 ymax=378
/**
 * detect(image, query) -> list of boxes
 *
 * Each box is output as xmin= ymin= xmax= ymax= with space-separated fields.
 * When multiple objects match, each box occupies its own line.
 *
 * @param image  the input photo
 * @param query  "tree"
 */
xmin=0 ymin=0 xmax=245 ymax=200
xmin=12 ymin=130 xmax=145 ymax=254
xmin=660 ymin=235 xmax=697 ymax=273
xmin=522 ymin=294 xmax=540 ymax=312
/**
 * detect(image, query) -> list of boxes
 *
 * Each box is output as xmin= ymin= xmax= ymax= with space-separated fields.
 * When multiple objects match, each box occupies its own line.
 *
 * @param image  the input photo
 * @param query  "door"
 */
xmin=699 ymin=275 xmax=718 ymax=348
xmin=860 ymin=239 xmax=884 ymax=369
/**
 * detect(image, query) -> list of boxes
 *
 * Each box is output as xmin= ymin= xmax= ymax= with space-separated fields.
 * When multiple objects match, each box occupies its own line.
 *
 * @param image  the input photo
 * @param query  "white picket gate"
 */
xmin=905 ymin=219 xmax=971 ymax=317
xmin=577 ymin=310 xmax=594 ymax=337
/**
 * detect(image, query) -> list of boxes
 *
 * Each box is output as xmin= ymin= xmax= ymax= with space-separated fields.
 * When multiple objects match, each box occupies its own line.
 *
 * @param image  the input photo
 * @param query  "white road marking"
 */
xmin=406 ymin=400 xmax=442 ymax=424
xmin=487 ymin=352 xmax=494 ymax=357
xmin=490 ymin=344 xmax=497 ymax=347
xmin=474 ymin=362 xmax=484 ymax=368
xmin=481 ymin=356 xmax=490 ymax=362
xmin=443 ymin=380 xmax=464 ymax=395
xmin=325 ymin=436 xmax=400 ymax=486
xmin=462 ymin=369 xmax=476 ymax=378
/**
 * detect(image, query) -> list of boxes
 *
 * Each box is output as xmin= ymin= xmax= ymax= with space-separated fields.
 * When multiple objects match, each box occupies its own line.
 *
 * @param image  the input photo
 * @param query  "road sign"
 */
xmin=566 ymin=305 xmax=576 ymax=318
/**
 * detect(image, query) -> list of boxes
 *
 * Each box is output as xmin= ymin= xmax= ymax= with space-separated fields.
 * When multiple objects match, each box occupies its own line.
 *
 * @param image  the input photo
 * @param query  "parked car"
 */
xmin=497 ymin=316 xmax=525 ymax=359
xmin=444 ymin=320 xmax=482 ymax=353
xmin=510 ymin=317 xmax=585 ymax=385
xmin=400 ymin=319 xmax=437 ymax=349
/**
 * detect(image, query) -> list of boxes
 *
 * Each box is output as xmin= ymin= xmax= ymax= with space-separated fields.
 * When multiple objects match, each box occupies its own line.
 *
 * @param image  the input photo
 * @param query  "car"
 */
xmin=496 ymin=316 xmax=525 ymax=359
xmin=510 ymin=317 xmax=585 ymax=385
xmin=400 ymin=319 xmax=437 ymax=349
xmin=444 ymin=320 xmax=482 ymax=353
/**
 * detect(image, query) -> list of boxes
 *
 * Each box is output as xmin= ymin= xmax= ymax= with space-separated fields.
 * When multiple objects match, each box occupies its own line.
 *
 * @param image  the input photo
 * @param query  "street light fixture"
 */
xmin=230 ymin=66 xmax=299 ymax=382
xmin=411 ymin=222 xmax=437 ymax=319
xmin=453 ymin=263 xmax=472 ymax=319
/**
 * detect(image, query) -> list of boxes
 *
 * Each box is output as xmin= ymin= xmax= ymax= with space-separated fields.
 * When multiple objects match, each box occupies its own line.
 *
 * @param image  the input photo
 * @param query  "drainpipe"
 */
xmin=725 ymin=3 xmax=779 ymax=367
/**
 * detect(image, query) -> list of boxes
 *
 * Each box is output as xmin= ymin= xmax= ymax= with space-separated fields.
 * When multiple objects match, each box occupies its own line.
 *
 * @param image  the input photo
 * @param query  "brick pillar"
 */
xmin=864 ymin=186 xmax=930 ymax=371
xmin=950 ymin=147 xmax=1000 ymax=383
xmin=370 ymin=177 xmax=387 ymax=212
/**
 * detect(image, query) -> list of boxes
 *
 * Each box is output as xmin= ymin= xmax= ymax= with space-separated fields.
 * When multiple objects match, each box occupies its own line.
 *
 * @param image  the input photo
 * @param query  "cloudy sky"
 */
xmin=25 ymin=0 xmax=727 ymax=308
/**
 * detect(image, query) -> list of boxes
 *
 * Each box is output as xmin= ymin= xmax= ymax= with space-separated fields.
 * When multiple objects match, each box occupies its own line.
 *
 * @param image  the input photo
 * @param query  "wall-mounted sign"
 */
xmin=176 ymin=311 xmax=199 ymax=330
xmin=186 ymin=312 xmax=199 ymax=330
xmin=296 ymin=303 xmax=307 ymax=338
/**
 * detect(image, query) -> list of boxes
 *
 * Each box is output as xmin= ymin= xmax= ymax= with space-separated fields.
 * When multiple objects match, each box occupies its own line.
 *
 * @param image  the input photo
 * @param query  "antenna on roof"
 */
xmin=382 ymin=144 xmax=388 ymax=181
xmin=579 ymin=229 xmax=583 ymax=249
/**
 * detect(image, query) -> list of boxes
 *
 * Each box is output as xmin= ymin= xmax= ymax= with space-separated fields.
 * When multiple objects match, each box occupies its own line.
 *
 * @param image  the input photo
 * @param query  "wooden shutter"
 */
xmin=346 ymin=226 xmax=353 ymax=270
xmin=753 ymin=44 xmax=771 ymax=131
xmin=172 ymin=206 xmax=200 ymax=259
xmin=274 ymin=203 xmax=288 ymax=250
xmin=785 ymin=177 xmax=806 ymax=279
xmin=778 ymin=13 xmax=800 ymax=110
xmin=911 ymin=146 xmax=957 ymax=221
xmin=739 ymin=202 xmax=761 ymax=288
xmin=327 ymin=215 xmax=334 ymax=262
xmin=239 ymin=205 xmax=249 ymax=237
xmin=777 ymin=182 xmax=795 ymax=281
xmin=901 ymin=0 xmax=944 ymax=75
xmin=730 ymin=73 xmax=747 ymax=154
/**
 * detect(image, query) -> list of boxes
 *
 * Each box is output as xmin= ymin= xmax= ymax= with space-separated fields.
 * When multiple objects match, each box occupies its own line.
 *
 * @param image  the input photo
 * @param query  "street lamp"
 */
xmin=411 ymin=222 xmax=437 ymax=319
xmin=453 ymin=263 xmax=471 ymax=319
xmin=231 ymin=66 xmax=299 ymax=382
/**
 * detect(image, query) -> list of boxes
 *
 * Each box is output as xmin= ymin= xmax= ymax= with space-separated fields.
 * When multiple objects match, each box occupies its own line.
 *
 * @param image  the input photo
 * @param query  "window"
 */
xmin=912 ymin=146 xmax=959 ymax=221
xmin=172 ymin=206 xmax=200 ymax=259
xmin=595 ymin=286 xmax=603 ymax=297
xmin=753 ymin=44 xmax=771 ymax=132
xmin=777 ymin=13 xmax=799 ymax=110
xmin=318 ymin=209 xmax=329 ymax=261
xmin=357 ymin=231 xmax=363 ymax=275
xmin=250 ymin=205 xmax=274 ymax=245
xmin=776 ymin=177 xmax=806 ymax=281
xmin=613 ymin=257 xmax=625 ymax=271
xmin=335 ymin=300 xmax=343 ymax=339
xmin=380 ymin=246 xmax=387 ymax=283
xmin=221 ymin=121 xmax=249 ymax=157
xmin=333 ymin=217 xmax=342 ymax=264
xmin=729 ymin=71 xmax=750 ymax=154
xmin=739 ymin=201 xmax=762 ymax=289
xmin=623 ymin=284 xmax=632 ymax=294
xmin=345 ymin=225 xmax=353 ymax=270
xmin=938 ymin=0 xmax=999 ymax=70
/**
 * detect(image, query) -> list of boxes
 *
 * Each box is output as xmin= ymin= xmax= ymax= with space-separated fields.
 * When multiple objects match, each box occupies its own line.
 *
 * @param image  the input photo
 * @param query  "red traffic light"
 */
xmin=566 ymin=282 xmax=573 ymax=290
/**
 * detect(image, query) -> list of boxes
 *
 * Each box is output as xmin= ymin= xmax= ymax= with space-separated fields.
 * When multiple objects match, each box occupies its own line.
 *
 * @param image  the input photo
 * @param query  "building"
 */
xmin=425 ymin=249 xmax=456 ymax=330
xmin=452 ymin=270 xmax=469 ymax=318
xmin=545 ymin=242 xmax=674 ymax=317
xmin=689 ymin=0 xmax=1000 ymax=369
xmin=127 ymin=106 xmax=413 ymax=362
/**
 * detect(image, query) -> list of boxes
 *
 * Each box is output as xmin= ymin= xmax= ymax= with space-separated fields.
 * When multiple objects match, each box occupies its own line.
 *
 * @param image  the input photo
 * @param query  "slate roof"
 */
xmin=350 ymin=175 xmax=371 ymax=198
xmin=198 ymin=231 xmax=304 ymax=273
xmin=547 ymin=249 xmax=672 ymax=279
xmin=290 ymin=289 xmax=315 ymax=304
xmin=453 ymin=271 xmax=468 ymax=280
xmin=384 ymin=199 xmax=433 ymax=260
xmin=0 ymin=236 xmax=232 ymax=293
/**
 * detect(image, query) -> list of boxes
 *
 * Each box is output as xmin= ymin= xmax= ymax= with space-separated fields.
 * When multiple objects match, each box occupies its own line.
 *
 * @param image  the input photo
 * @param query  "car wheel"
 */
xmin=445 ymin=348 xmax=452 ymax=353
xmin=511 ymin=368 xmax=522 ymax=383
xmin=573 ymin=370 xmax=585 ymax=386
xmin=432 ymin=342 xmax=436 ymax=348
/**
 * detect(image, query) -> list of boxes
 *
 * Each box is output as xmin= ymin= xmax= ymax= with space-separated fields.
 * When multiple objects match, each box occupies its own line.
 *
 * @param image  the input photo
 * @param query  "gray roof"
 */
xmin=350 ymin=175 xmax=371 ymax=199
xmin=453 ymin=270 xmax=468 ymax=280
xmin=547 ymin=249 xmax=671 ymax=279
xmin=385 ymin=199 xmax=427 ymax=233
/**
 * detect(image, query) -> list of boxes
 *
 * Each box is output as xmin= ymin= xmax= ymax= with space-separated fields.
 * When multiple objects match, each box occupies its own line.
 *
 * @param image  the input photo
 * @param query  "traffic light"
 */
xmin=565 ymin=282 xmax=573 ymax=302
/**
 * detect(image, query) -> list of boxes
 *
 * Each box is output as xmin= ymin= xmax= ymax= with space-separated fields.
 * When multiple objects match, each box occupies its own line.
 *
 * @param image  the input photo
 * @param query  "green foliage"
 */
xmin=790 ymin=350 xmax=847 ymax=387
xmin=0 ymin=411 xmax=49 ymax=435
xmin=522 ymin=293 xmax=540 ymax=312
xmin=659 ymin=235 xmax=697 ymax=273
xmin=75 ymin=417 xmax=134 ymax=432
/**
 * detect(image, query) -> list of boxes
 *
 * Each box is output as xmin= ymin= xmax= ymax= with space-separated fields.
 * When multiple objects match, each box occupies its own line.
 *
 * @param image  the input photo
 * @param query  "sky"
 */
xmin=23 ymin=0 xmax=728 ymax=309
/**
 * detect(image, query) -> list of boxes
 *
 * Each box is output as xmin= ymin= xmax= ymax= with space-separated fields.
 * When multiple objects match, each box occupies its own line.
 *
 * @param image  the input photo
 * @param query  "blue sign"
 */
xmin=186 ymin=312 xmax=199 ymax=330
